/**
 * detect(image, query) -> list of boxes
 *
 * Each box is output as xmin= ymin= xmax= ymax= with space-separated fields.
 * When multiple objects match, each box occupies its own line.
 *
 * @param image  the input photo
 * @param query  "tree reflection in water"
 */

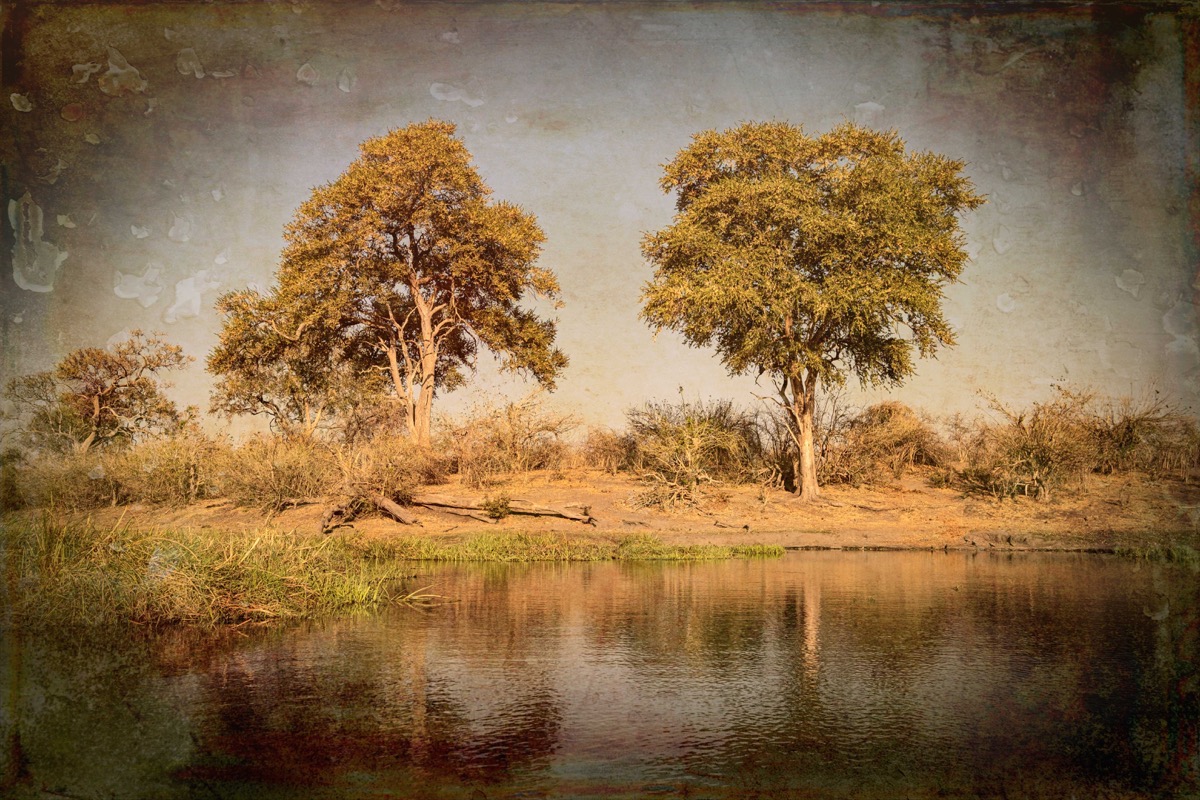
xmin=2 ymin=552 xmax=1195 ymax=799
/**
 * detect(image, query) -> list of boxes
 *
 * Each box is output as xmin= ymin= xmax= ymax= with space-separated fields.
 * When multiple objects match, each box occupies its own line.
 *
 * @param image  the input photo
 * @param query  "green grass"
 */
xmin=2 ymin=519 xmax=783 ymax=627
xmin=2 ymin=516 xmax=428 ymax=627
xmin=359 ymin=531 xmax=785 ymax=562
xmin=1113 ymin=543 xmax=1200 ymax=566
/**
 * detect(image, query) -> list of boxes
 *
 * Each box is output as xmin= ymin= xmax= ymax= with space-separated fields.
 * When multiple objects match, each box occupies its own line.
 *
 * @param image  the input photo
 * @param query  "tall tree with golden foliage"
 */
xmin=641 ymin=122 xmax=984 ymax=501
xmin=209 ymin=120 xmax=568 ymax=446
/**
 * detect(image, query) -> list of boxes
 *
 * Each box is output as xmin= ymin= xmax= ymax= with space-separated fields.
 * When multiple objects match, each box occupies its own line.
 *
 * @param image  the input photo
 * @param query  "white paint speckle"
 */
xmin=114 ymin=262 xmax=165 ymax=308
xmin=853 ymin=101 xmax=884 ymax=126
xmin=8 ymin=192 xmax=68 ymax=293
xmin=296 ymin=63 xmax=319 ymax=86
xmin=10 ymin=93 xmax=32 ymax=112
xmin=996 ymin=294 xmax=1017 ymax=313
xmin=992 ymin=227 xmax=1013 ymax=255
xmin=168 ymin=212 xmax=192 ymax=243
xmin=1115 ymin=269 xmax=1145 ymax=298
xmin=164 ymin=270 xmax=220 ymax=323
xmin=73 ymin=63 xmax=103 ymax=84
xmin=430 ymin=82 xmax=484 ymax=107
xmin=98 ymin=47 xmax=148 ymax=96
xmin=176 ymin=48 xmax=204 ymax=78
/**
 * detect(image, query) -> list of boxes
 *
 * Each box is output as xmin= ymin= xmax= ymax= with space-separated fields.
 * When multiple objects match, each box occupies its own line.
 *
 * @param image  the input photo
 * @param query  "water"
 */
xmin=2 ymin=551 xmax=1197 ymax=799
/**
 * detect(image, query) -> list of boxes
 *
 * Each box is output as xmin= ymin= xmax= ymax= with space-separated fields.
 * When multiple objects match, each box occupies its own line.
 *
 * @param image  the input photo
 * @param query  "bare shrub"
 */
xmin=579 ymin=426 xmax=632 ymax=474
xmin=956 ymin=389 xmax=1094 ymax=501
xmin=441 ymin=393 xmax=576 ymax=488
xmin=219 ymin=435 xmax=339 ymax=511
xmin=1088 ymin=394 xmax=1200 ymax=479
xmin=333 ymin=433 xmax=449 ymax=506
xmin=819 ymin=401 xmax=947 ymax=486
xmin=14 ymin=452 xmax=117 ymax=510
xmin=626 ymin=398 xmax=759 ymax=508
xmin=107 ymin=429 xmax=229 ymax=505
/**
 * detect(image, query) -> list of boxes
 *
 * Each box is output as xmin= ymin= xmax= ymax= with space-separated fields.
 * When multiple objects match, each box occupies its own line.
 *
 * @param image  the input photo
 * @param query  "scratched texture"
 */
xmin=1 ymin=1 xmax=1197 ymax=425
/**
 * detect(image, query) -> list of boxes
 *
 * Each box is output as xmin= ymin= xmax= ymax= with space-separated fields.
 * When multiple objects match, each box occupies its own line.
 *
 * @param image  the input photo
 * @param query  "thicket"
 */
xmin=439 ymin=394 xmax=576 ymax=488
xmin=3 ymin=386 xmax=1198 ymax=514
xmin=948 ymin=389 xmax=1200 ymax=501
xmin=624 ymin=398 xmax=761 ymax=508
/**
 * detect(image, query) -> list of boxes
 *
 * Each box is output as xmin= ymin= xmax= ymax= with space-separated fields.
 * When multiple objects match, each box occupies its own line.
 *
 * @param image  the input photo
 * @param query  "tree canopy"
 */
xmin=3 ymin=330 xmax=190 ymax=454
xmin=641 ymin=121 xmax=984 ymax=500
xmin=208 ymin=119 xmax=568 ymax=445
xmin=207 ymin=289 xmax=386 ymax=440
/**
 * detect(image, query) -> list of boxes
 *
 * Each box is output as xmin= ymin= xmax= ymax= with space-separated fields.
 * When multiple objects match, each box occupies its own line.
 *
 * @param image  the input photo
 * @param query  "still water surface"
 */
xmin=3 ymin=551 xmax=1197 ymax=799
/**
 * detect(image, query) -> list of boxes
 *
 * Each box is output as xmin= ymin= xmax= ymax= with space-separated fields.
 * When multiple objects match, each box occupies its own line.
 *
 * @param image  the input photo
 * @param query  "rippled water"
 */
xmin=2 ymin=551 xmax=1197 ymax=799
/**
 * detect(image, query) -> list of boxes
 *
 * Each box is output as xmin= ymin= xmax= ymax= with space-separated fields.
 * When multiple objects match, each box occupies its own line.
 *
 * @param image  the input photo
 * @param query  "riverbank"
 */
xmin=40 ymin=467 xmax=1200 ymax=553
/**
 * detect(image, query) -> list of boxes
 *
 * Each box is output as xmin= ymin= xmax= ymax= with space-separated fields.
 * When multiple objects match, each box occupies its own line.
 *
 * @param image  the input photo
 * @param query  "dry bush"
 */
xmin=107 ymin=429 xmax=229 ymax=505
xmin=218 ymin=434 xmax=339 ymax=511
xmin=579 ymin=426 xmax=632 ymax=474
xmin=753 ymin=408 xmax=796 ymax=491
xmin=951 ymin=388 xmax=1200 ymax=501
xmin=333 ymin=433 xmax=449 ymax=505
xmin=1088 ymin=395 xmax=1200 ymax=479
xmin=441 ymin=394 xmax=577 ymax=488
xmin=819 ymin=401 xmax=947 ymax=486
xmin=955 ymin=389 xmax=1095 ymax=501
xmin=626 ymin=398 xmax=759 ymax=509
xmin=1 ymin=447 xmax=26 ymax=511
xmin=13 ymin=451 xmax=118 ymax=510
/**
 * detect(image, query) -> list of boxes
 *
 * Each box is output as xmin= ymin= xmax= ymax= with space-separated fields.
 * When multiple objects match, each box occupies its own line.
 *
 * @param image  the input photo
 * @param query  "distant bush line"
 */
xmin=2 ymin=387 xmax=1197 ymax=516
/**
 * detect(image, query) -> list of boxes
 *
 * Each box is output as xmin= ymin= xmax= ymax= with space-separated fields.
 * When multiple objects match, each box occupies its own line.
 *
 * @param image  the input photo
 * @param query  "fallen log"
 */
xmin=320 ymin=504 xmax=353 ymax=535
xmin=411 ymin=494 xmax=595 ymax=525
xmin=373 ymin=495 xmax=421 ymax=526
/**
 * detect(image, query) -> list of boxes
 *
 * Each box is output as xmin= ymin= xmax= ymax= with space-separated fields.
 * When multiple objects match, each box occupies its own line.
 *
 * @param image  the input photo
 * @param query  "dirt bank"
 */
xmin=76 ymin=468 xmax=1200 ymax=554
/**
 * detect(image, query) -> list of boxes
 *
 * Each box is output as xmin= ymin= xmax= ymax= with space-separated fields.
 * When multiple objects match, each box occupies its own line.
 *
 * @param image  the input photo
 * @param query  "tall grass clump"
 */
xmin=4 ymin=516 xmax=428 ymax=627
xmin=440 ymin=393 xmax=576 ymax=487
xmin=11 ymin=451 xmax=118 ymax=510
xmin=625 ymin=398 xmax=759 ymax=508
xmin=579 ymin=426 xmax=632 ymax=474
xmin=952 ymin=389 xmax=1094 ymax=501
xmin=817 ymin=401 xmax=947 ymax=486
xmin=1 ymin=446 xmax=27 ymax=510
xmin=331 ymin=432 xmax=449 ymax=510
xmin=106 ymin=428 xmax=229 ymax=505
xmin=1088 ymin=394 xmax=1200 ymax=479
xmin=218 ymin=434 xmax=339 ymax=511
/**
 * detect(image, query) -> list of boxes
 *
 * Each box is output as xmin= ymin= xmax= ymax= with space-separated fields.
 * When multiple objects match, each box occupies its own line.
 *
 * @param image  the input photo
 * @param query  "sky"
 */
xmin=2 ymin=1 xmax=1197 ymax=432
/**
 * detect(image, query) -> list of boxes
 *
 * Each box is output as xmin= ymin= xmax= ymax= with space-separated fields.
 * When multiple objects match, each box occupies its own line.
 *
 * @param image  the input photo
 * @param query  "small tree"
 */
xmin=3 ymin=330 xmax=190 ymax=454
xmin=641 ymin=122 xmax=983 ymax=500
xmin=213 ymin=119 xmax=568 ymax=446
xmin=208 ymin=289 xmax=386 ymax=440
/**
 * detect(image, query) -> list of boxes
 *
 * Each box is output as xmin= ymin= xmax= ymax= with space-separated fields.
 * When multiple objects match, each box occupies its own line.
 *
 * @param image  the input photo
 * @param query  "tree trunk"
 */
xmin=796 ymin=403 xmax=820 ymax=501
xmin=792 ymin=376 xmax=820 ymax=502
xmin=412 ymin=378 xmax=434 ymax=447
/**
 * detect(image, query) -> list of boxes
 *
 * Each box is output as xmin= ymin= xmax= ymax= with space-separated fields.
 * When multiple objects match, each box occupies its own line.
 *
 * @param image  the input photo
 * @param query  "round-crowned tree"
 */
xmin=641 ymin=121 xmax=984 ymax=500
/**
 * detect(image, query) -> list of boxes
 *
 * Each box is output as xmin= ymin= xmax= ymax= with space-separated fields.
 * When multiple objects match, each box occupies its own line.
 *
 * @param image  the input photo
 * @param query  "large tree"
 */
xmin=209 ymin=120 xmax=568 ymax=446
xmin=641 ymin=121 xmax=984 ymax=501
xmin=3 ymin=330 xmax=190 ymax=454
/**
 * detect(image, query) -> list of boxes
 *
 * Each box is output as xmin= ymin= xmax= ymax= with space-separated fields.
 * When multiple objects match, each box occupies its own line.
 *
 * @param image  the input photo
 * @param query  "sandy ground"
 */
xmin=83 ymin=468 xmax=1200 ymax=553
